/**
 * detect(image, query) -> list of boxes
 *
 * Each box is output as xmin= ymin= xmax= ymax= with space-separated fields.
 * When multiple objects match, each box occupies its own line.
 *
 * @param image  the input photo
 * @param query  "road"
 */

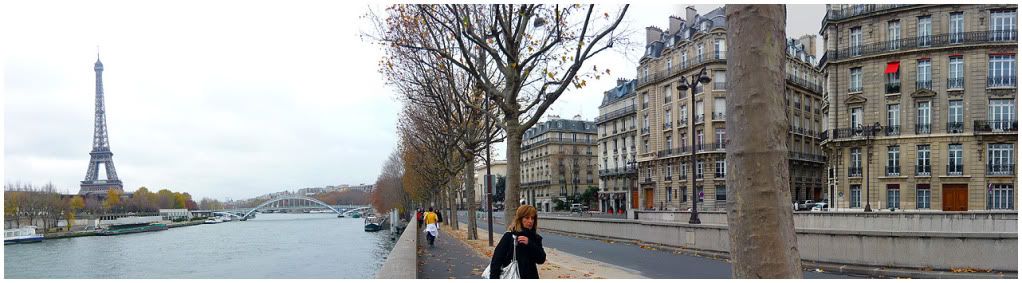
xmin=457 ymin=211 xmax=859 ymax=279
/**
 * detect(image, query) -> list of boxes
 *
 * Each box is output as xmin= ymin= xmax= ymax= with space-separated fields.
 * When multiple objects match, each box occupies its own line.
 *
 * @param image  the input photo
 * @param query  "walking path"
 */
xmin=415 ymin=225 xmax=488 ymax=279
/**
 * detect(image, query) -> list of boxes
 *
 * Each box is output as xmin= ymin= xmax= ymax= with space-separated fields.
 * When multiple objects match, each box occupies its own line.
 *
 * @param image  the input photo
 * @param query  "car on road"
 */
xmin=810 ymin=202 xmax=828 ymax=211
xmin=794 ymin=200 xmax=816 ymax=211
xmin=569 ymin=203 xmax=587 ymax=213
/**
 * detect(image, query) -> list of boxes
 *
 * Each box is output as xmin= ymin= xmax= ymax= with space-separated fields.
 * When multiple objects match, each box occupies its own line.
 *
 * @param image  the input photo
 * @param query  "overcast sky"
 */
xmin=3 ymin=2 xmax=823 ymax=201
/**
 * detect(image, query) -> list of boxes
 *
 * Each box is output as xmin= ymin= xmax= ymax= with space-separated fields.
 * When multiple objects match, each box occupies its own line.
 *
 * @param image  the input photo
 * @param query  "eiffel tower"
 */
xmin=79 ymin=54 xmax=123 ymax=196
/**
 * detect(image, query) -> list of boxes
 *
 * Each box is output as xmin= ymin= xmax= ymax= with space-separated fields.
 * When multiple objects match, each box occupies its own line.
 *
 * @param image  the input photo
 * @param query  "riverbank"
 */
xmin=41 ymin=220 xmax=206 ymax=240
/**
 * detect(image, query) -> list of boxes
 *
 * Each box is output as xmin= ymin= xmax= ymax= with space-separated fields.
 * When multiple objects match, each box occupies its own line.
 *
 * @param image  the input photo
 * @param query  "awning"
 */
xmin=884 ymin=62 xmax=900 ymax=74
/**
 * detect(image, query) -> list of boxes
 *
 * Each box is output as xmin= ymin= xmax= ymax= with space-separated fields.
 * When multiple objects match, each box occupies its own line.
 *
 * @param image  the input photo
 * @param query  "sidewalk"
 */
xmin=416 ymin=224 xmax=489 ymax=279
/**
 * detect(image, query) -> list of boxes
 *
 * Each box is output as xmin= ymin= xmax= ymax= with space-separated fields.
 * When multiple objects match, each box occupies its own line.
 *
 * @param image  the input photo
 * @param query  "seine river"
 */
xmin=5 ymin=213 xmax=396 ymax=279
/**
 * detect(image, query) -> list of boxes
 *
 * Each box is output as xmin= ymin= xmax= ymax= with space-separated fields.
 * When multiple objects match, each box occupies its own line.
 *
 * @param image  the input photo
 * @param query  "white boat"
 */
xmin=5 ymin=226 xmax=44 ymax=245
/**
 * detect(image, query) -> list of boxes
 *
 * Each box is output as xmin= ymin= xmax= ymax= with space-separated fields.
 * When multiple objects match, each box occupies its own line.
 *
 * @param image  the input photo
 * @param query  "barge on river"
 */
xmin=96 ymin=223 xmax=168 ymax=236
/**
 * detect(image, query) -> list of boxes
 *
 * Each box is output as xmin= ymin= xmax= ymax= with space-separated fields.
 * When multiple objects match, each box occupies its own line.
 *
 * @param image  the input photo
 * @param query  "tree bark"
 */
xmin=724 ymin=4 xmax=803 ymax=279
xmin=448 ymin=182 xmax=459 ymax=230
xmin=503 ymin=124 xmax=523 ymax=223
xmin=464 ymin=155 xmax=478 ymax=240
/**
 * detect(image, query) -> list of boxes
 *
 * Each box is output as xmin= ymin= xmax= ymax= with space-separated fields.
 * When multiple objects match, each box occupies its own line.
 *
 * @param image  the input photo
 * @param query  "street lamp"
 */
xmin=626 ymin=159 xmax=637 ymax=216
xmin=863 ymin=122 xmax=882 ymax=212
xmin=484 ymin=91 xmax=495 ymax=247
xmin=676 ymin=67 xmax=712 ymax=225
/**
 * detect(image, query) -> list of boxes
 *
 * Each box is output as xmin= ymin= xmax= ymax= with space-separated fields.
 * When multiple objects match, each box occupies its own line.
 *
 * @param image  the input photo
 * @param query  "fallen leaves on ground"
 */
xmin=951 ymin=268 xmax=992 ymax=273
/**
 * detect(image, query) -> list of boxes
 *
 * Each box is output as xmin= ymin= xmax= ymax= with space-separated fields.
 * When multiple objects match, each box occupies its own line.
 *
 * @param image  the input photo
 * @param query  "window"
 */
xmin=850 ymin=107 xmax=863 ymax=128
xmin=667 ymin=57 xmax=673 ymax=73
xmin=681 ymin=51 xmax=688 ymax=68
xmin=989 ymin=99 xmax=1016 ymax=131
xmin=850 ymin=27 xmax=862 ymax=56
xmin=917 ymin=59 xmax=932 ymax=90
xmin=988 ymin=144 xmax=1014 ymax=175
xmin=849 ymin=67 xmax=862 ymax=92
xmin=680 ymin=162 xmax=687 ymax=178
xmin=714 ymin=71 xmax=726 ymax=90
xmin=643 ymin=114 xmax=649 ymax=129
xmin=887 ymin=184 xmax=900 ymax=209
xmin=888 ymin=20 xmax=901 ymax=50
xmin=697 ymin=186 xmax=704 ymax=202
xmin=714 ymin=97 xmax=726 ymax=119
xmin=916 ymin=101 xmax=931 ymax=134
xmin=643 ymin=139 xmax=649 ymax=154
xmin=665 ymin=136 xmax=672 ymax=151
xmin=887 ymin=146 xmax=900 ymax=176
xmin=696 ymin=160 xmax=704 ymax=178
xmin=988 ymin=55 xmax=1016 ymax=87
xmin=697 ymin=44 xmax=704 ymax=62
xmin=667 ymin=186 xmax=673 ymax=202
xmin=715 ymin=185 xmax=727 ymax=202
xmin=696 ymin=130 xmax=704 ymax=148
xmin=850 ymin=147 xmax=862 ymax=177
xmin=948 ymin=100 xmax=964 ymax=133
xmin=990 ymin=10 xmax=1018 ymax=41
xmin=887 ymin=104 xmax=900 ymax=133
xmin=850 ymin=185 xmax=862 ymax=208
xmin=989 ymin=184 xmax=1014 ymax=210
xmin=643 ymin=67 xmax=649 ymax=82
xmin=681 ymin=187 xmax=687 ymax=202
xmin=715 ymin=39 xmax=725 ymax=59
xmin=949 ymin=56 xmax=964 ymax=89
xmin=665 ymin=110 xmax=672 ymax=128
xmin=713 ymin=157 xmax=726 ymax=177
xmin=950 ymin=12 xmax=964 ymax=43
xmin=917 ymin=145 xmax=932 ymax=176
xmin=715 ymin=128 xmax=726 ymax=148
xmin=664 ymin=86 xmax=672 ymax=104
xmin=886 ymin=61 xmax=901 ymax=93
xmin=642 ymin=93 xmax=649 ymax=109
xmin=948 ymin=144 xmax=963 ymax=175
xmin=695 ymin=101 xmax=704 ymax=122
xmin=916 ymin=184 xmax=931 ymax=209
xmin=917 ymin=16 xmax=932 ymax=46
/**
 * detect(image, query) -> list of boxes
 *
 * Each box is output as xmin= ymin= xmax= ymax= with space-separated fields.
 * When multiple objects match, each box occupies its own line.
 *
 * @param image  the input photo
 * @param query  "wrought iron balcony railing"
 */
xmin=947 ymin=77 xmax=964 ymax=89
xmin=595 ymin=105 xmax=637 ymax=124
xmin=826 ymin=4 xmax=914 ymax=21
xmin=916 ymin=80 xmax=933 ymax=91
xmin=848 ymin=167 xmax=863 ymax=177
xmin=946 ymin=122 xmax=965 ymax=133
xmin=714 ymin=82 xmax=727 ymax=90
xmin=988 ymin=76 xmax=1017 ymax=88
xmin=916 ymin=165 xmax=931 ymax=176
xmin=695 ymin=114 xmax=705 ymax=123
xmin=915 ymin=124 xmax=932 ymax=134
xmin=885 ymin=125 xmax=901 ymax=136
xmin=712 ymin=112 xmax=726 ymax=121
xmin=947 ymin=164 xmax=964 ymax=176
xmin=885 ymin=82 xmax=901 ymax=94
xmin=829 ymin=30 xmax=1017 ymax=61
xmin=885 ymin=165 xmax=901 ymax=176
xmin=974 ymin=120 xmax=1018 ymax=133
xmin=848 ymin=85 xmax=863 ymax=93
xmin=987 ymin=163 xmax=1015 ymax=176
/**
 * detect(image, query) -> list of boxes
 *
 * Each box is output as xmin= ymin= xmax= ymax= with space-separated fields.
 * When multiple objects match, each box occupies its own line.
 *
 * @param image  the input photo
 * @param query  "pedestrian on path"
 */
xmin=423 ymin=207 xmax=439 ymax=247
xmin=416 ymin=208 xmax=424 ymax=228
xmin=488 ymin=205 xmax=546 ymax=279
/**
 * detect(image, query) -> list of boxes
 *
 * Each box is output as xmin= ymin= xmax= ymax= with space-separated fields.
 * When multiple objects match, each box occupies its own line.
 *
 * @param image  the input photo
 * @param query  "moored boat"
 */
xmin=364 ymin=216 xmax=382 ymax=232
xmin=5 ymin=226 xmax=44 ymax=245
xmin=96 ymin=223 xmax=168 ymax=236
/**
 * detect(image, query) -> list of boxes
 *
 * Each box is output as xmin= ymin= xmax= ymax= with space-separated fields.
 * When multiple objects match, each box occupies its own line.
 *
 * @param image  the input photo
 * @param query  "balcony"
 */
xmin=714 ymin=82 xmax=727 ymax=90
xmin=710 ymin=142 xmax=726 ymax=151
xmin=825 ymin=4 xmax=915 ymax=21
xmin=595 ymin=105 xmax=637 ymax=124
xmin=947 ymin=77 xmax=964 ymax=89
xmin=785 ymin=74 xmax=823 ymax=93
xmin=885 ymin=82 xmax=901 ymax=94
xmin=642 ymin=177 xmax=654 ymax=184
xmin=715 ymin=171 xmax=726 ymax=178
xmin=641 ymin=127 xmax=650 ymax=135
xmin=885 ymin=165 xmax=901 ymax=176
xmin=848 ymin=167 xmax=863 ymax=177
xmin=664 ymin=175 xmax=673 ymax=181
xmin=974 ymin=120 xmax=1018 ymax=133
xmin=885 ymin=125 xmax=901 ymax=136
xmin=915 ymin=124 xmax=932 ymax=134
xmin=712 ymin=112 xmax=726 ymax=121
xmin=947 ymin=164 xmax=964 ymax=176
xmin=848 ymin=85 xmax=862 ymax=93
xmin=915 ymin=80 xmax=933 ymax=91
xmin=678 ymin=119 xmax=687 ymax=127
xmin=916 ymin=165 xmax=931 ymax=176
xmin=830 ymin=30 xmax=1018 ymax=61
xmin=663 ymin=122 xmax=673 ymax=129
xmin=695 ymin=114 xmax=705 ymax=124
xmin=695 ymin=85 xmax=705 ymax=94
xmin=988 ymin=76 xmax=1017 ymax=88
xmin=946 ymin=122 xmax=965 ymax=133
xmin=987 ymin=163 xmax=1015 ymax=176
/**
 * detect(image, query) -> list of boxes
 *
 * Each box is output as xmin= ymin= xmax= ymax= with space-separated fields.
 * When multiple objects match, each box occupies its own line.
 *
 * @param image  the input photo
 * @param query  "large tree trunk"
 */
xmin=464 ymin=155 xmax=478 ymax=240
xmin=724 ymin=4 xmax=803 ymax=279
xmin=448 ymin=183 xmax=459 ymax=230
xmin=504 ymin=124 xmax=523 ymax=224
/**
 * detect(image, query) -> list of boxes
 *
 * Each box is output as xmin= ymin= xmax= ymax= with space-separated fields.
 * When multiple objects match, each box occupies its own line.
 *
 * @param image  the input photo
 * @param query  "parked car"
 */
xmin=794 ymin=200 xmax=816 ymax=211
xmin=810 ymin=202 xmax=828 ymax=211
xmin=569 ymin=203 xmax=587 ymax=213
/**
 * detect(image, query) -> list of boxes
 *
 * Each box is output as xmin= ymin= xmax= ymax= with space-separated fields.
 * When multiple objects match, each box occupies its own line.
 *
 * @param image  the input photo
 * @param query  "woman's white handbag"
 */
xmin=482 ymin=234 xmax=520 ymax=279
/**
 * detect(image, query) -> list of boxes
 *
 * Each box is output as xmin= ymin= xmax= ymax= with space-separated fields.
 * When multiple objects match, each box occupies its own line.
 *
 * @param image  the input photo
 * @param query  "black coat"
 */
xmin=489 ymin=229 xmax=546 ymax=279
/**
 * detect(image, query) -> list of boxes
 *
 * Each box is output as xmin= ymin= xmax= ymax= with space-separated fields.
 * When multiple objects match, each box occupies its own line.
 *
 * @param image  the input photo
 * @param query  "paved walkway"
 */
xmin=415 ymin=225 xmax=488 ymax=279
xmin=458 ymin=211 xmax=857 ymax=279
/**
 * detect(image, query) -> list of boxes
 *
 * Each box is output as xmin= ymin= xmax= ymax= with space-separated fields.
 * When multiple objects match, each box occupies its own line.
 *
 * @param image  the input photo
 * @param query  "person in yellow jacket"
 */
xmin=422 ymin=207 xmax=439 ymax=247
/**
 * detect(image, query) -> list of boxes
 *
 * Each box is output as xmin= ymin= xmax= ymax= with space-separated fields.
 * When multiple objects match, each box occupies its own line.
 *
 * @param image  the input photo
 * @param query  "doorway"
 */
xmin=942 ymin=184 xmax=968 ymax=211
xmin=644 ymin=188 xmax=654 ymax=209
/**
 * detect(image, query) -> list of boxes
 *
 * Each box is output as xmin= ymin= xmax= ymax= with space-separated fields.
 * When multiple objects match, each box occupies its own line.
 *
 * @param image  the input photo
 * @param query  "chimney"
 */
xmin=645 ymin=26 xmax=663 ymax=45
xmin=799 ymin=34 xmax=818 ymax=57
xmin=686 ymin=6 xmax=697 ymax=26
xmin=616 ymin=78 xmax=627 ymax=86
xmin=669 ymin=16 xmax=684 ymax=36
xmin=573 ymin=114 xmax=583 ymax=120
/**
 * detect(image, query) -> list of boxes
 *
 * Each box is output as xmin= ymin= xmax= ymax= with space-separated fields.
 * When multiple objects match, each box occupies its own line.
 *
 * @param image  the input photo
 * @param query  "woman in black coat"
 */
xmin=489 ymin=205 xmax=546 ymax=279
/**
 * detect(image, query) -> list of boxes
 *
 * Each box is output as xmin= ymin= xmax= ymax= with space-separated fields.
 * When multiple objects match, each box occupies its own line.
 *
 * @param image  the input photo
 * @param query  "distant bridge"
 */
xmin=214 ymin=195 xmax=370 ymax=220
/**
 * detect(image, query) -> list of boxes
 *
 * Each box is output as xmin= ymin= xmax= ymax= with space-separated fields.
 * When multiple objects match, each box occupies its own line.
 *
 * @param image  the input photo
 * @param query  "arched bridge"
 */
xmin=223 ymin=195 xmax=346 ymax=219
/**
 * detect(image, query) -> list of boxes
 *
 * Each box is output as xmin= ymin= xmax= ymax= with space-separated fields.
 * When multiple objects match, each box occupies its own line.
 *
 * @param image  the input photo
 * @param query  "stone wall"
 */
xmin=636 ymin=210 xmax=1018 ymax=232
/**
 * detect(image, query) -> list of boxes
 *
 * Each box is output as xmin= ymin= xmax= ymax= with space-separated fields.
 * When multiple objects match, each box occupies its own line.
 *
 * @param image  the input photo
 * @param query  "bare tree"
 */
xmin=725 ymin=4 xmax=803 ymax=278
xmin=372 ymin=4 xmax=631 ymax=221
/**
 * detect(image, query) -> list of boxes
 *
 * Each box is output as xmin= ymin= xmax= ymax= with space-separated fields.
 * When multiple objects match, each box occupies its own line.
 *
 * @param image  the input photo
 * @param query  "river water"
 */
xmin=4 ymin=213 xmax=396 ymax=279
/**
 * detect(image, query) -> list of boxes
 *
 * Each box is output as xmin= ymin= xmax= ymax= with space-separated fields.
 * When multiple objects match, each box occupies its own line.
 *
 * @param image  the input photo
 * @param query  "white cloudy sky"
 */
xmin=3 ymin=1 xmax=823 ymax=200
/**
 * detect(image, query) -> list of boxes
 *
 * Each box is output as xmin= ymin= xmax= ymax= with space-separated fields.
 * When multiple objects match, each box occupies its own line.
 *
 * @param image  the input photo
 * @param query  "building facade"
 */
xmin=520 ymin=116 xmax=599 ymax=212
xmin=634 ymin=7 xmax=828 ymax=213
xmin=596 ymin=79 xmax=639 ymax=215
xmin=820 ymin=4 xmax=1017 ymax=211
xmin=470 ymin=160 xmax=507 ymax=208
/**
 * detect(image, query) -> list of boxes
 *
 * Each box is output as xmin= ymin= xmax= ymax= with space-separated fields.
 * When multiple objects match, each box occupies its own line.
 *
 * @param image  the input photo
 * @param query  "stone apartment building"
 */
xmin=520 ymin=116 xmax=599 ymax=212
xmin=634 ymin=6 xmax=827 ymax=213
xmin=596 ymin=79 xmax=639 ymax=216
xmin=820 ymin=4 xmax=1017 ymax=211
xmin=467 ymin=160 xmax=507 ymax=209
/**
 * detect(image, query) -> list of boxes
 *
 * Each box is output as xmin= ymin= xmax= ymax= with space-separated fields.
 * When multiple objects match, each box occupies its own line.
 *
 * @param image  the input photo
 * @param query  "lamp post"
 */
xmin=863 ymin=122 xmax=882 ymax=212
xmin=626 ymin=159 xmax=637 ymax=217
xmin=484 ymin=94 xmax=495 ymax=246
xmin=676 ymin=67 xmax=712 ymax=225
